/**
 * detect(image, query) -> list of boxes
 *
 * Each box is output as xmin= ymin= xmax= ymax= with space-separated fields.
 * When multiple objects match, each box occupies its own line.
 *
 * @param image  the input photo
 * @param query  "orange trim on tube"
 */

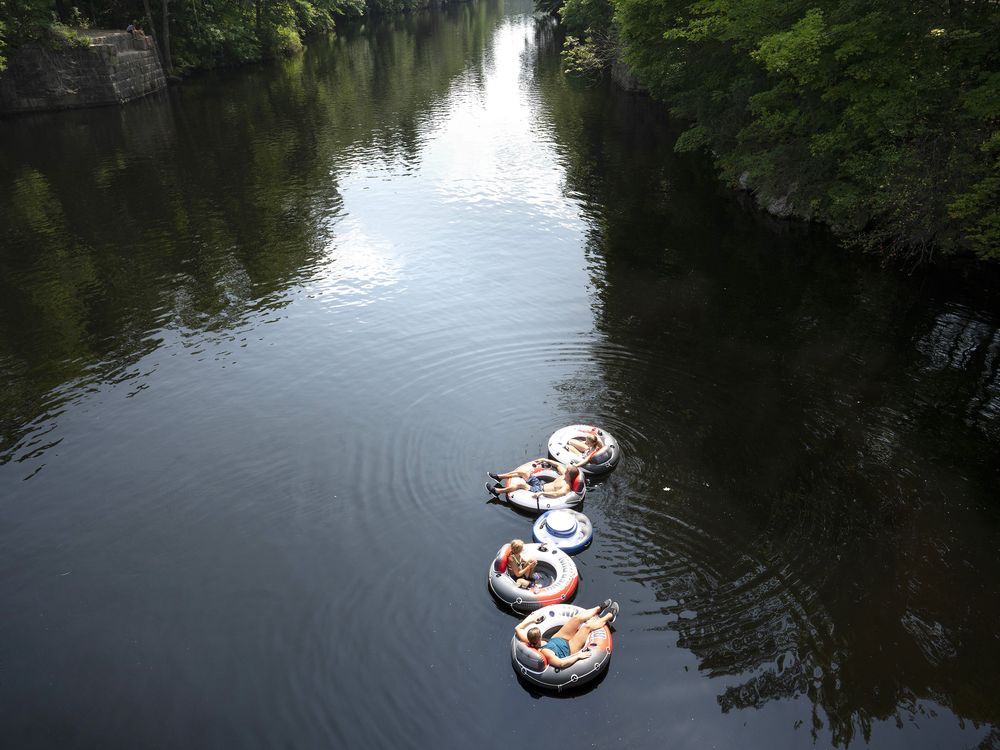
xmin=535 ymin=575 xmax=579 ymax=607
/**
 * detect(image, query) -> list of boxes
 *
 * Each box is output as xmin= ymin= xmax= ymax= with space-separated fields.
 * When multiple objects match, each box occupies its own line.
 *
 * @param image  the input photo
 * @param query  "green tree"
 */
xmin=0 ymin=0 xmax=437 ymax=77
xmin=543 ymin=0 xmax=1000 ymax=263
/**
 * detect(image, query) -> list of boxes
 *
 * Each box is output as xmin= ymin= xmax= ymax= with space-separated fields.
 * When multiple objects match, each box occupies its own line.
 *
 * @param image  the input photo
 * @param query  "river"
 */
xmin=1 ymin=1 xmax=998 ymax=747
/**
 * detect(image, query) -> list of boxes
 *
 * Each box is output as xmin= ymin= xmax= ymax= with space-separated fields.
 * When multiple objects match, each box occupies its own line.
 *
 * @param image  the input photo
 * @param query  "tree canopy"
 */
xmin=550 ymin=0 xmax=1000 ymax=263
xmin=0 ymin=0 xmax=453 ymax=75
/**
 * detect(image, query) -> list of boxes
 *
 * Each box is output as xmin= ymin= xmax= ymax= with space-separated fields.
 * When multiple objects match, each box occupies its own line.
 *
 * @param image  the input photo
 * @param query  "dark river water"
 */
xmin=2 ymin=1 xmax=999 ymax=747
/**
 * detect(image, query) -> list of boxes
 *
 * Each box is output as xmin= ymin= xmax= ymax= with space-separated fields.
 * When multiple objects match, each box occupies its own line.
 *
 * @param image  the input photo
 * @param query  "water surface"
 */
xmin=1 ymin=2 xmax=998 ymax=747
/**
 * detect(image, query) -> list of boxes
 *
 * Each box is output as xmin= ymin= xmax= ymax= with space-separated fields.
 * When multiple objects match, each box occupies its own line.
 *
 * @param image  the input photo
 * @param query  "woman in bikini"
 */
xmin=514 ymin=601 xmax=619 ymax=667
xmin=507 ymin=539 xmax=537 ymax=589
xmin=566 ymin=433 xmax=604 ymax=467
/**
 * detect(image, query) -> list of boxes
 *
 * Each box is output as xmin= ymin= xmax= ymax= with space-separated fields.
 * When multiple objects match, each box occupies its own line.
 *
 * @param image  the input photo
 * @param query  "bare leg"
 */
xmin=514 ymin=559 xmax=537 ymax=577
xmin=567 ymin=612 xmax=613 ymax=653
xmin=551 ymin=606 xmax=601 ymax=641
xmin=496 ymin=469 xmax=530 ymax=480
xmin=492 ymin=478 xmax=528 ymax=496
xmin=512 ymin=559 xmax=537 ymax=588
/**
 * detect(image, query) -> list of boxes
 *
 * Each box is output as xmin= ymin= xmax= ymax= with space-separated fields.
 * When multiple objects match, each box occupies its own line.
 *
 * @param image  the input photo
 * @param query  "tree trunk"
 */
xmin=161 ymin=0 xmax=173 ymax=72
xmin=53 ymin=0 xmax=72 ymax=23
xmin=142 ymin=0 xmax=155 ymax=41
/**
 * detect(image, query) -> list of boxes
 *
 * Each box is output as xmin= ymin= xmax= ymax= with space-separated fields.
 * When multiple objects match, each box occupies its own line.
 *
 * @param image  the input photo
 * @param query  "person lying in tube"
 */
xmin=486 ymin=461 xmax=582 ymax=500
xmin=514 ymin=601 xmax=618 ymax=668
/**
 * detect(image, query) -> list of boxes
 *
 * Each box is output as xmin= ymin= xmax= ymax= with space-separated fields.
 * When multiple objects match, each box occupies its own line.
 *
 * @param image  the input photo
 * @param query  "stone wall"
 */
xmin=0 ymin=30 xmax=166 ymax=115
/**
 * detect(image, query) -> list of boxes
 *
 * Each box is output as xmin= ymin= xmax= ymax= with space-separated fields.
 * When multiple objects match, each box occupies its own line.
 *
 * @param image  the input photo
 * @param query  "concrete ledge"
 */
xmin=0 ymin=29 xmax=166 ymax=114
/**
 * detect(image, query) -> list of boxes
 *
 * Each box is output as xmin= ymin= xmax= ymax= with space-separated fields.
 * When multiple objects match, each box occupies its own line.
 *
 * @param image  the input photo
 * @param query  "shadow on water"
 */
xmin=484 ymin=494 xmax=592 ymax=520
xmin=527 ymin=14 xmax=1000 ymax=746
xmin=0 ymin=1 xmax=997 ymax=747
xmin=515 ymin=661 xmax=611 ymax=699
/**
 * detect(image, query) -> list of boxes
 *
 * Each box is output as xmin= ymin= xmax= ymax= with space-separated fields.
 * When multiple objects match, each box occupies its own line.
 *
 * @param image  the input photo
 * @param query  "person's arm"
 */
xmin=540 ymin=647 xmax=592 ymax=669
xmin=511 ymin=556 xmax=537 ymax=577
xmin=514 ymin=612 xmax=544 ymax=644
xmin=509 ymin=557 xmax=526 ymax=577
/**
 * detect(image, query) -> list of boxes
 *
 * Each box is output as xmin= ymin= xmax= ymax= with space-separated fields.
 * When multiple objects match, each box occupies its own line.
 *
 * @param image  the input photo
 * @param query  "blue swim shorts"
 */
xmin=545 ymin=637 xmax=571 ymax=659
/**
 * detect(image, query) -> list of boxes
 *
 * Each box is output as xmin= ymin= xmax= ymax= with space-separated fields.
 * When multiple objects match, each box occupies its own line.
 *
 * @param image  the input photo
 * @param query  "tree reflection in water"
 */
xmin=531 ymin=13 xmax=1000 ymax=746
xmin=0 ymin=6 xmax=996 ymax=746
xmin=0 ymin=1 xmax=505 ymax=469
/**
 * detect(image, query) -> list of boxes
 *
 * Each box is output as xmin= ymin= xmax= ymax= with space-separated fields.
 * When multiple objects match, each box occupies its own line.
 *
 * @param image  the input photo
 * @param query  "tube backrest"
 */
xmin=496 ymin=544 xmax=512 ymax=574
xmin=514 ymin=640 xmax=547 ymax=672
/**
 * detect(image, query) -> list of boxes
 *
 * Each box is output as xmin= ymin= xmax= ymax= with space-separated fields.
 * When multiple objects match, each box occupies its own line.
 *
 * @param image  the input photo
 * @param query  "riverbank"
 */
xmin=0 ymin=0 xmax=471 ymax=82
xmin=545 ymin=0 xmax=1000 ymax=266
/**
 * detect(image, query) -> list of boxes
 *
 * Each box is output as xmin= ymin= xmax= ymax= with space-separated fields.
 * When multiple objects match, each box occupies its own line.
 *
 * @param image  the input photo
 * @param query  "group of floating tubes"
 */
xmin=485 ymin=424 xmax=621 ymax=693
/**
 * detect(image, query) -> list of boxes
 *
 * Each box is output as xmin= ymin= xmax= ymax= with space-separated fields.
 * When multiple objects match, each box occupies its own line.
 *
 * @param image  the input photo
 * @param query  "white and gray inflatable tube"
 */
xmin=532 ymin=510 xmax=593 ymax=554
xmin=548 ymin=425 xmax=621 ymax=476
xmin=501 ymin=460 xmax=585 ymax=512
xmin=487 ymin=542 xmax=579 ymax=614
xmin=510 ymin=604 xmax=614 ymax=692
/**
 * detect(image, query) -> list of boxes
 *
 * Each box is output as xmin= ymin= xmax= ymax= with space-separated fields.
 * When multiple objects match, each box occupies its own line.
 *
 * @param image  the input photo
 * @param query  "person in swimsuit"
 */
xmin=486 ymin=461 xmax=582 ymax=500
xmin=507 ymin=538 xmax=537 ymax=589
xmin=566 ymin=432 xmax=605 ymax=466
xmin=514 ymin=601 xmax=619 ymax=668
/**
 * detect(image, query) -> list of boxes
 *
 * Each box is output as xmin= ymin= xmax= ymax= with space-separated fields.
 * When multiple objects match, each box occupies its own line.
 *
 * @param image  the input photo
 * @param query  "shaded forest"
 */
xmin=545 ymin=0 xmax=1000 ymax=264
xmin=0 ymin=0 xmax=463 ymax=75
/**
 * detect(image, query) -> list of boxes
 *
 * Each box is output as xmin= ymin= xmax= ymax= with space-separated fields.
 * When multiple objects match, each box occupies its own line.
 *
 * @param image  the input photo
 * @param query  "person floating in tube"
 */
xmin=565 ymin=431 xmax=606 ymax=467
xmin=514 ymin=601 xmax=619 ymax=668
xmin=485 ymin=461 xmax=582 ymax=500
xmin=505 ymin=538 xmax=539 ymax=589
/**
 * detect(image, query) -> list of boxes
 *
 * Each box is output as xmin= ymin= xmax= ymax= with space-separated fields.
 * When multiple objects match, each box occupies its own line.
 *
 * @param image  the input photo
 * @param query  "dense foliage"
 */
xmin=0 ymin=0 xmax=455 ymax=75
xmin=549 ymin=0 xmax=1000 ymax=263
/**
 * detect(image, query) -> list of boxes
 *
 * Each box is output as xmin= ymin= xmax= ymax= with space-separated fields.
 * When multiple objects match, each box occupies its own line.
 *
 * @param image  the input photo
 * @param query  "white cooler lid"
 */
xmin=546 ymin=511 xmax=578 ymax=536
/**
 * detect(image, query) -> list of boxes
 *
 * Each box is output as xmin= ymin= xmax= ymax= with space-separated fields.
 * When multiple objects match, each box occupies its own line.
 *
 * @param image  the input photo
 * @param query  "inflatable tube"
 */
xmin=548 ymin=425 xmax=621 ymax=476
xmin=501 ymin=460 xmax=585 ymax=512
xmin=532 ymin=510 xmax=593 ymax=554
xmin=487 ymin=542 xmax=579 ymax=614
xmin=510 ymin=604 xmax=613 ymax=692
